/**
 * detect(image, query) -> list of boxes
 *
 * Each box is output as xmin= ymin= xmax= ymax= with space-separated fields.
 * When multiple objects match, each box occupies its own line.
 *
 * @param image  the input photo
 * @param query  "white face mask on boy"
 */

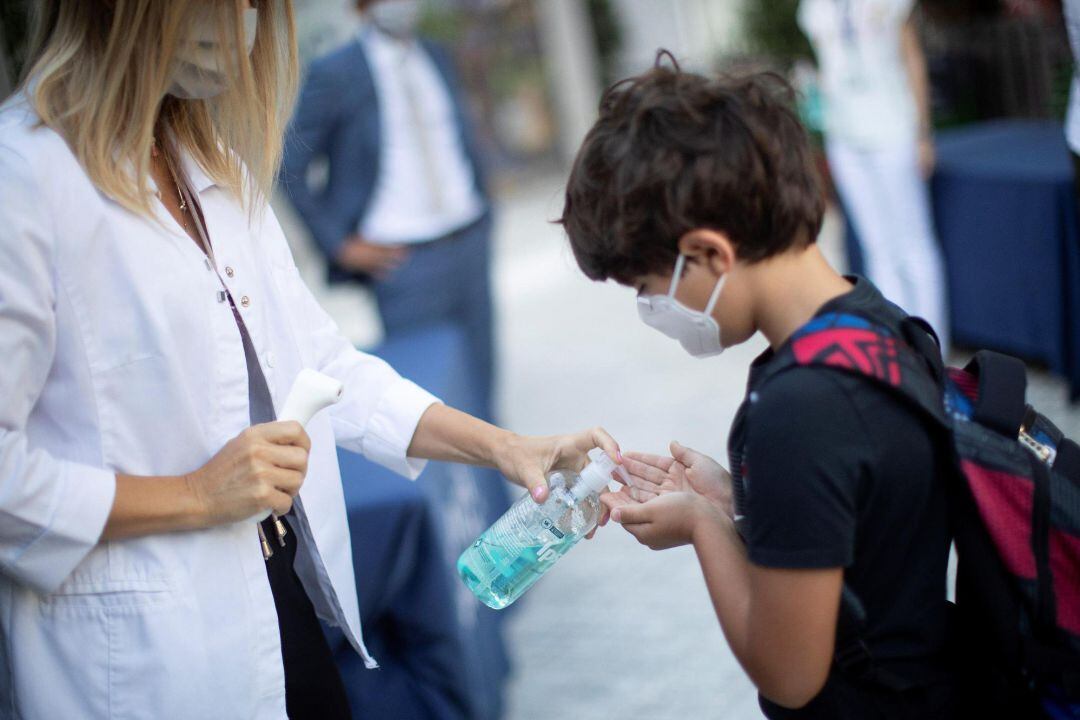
xmin=167 ymin=8 xmax=258 ymax=100
xmin=637 ymin=254 xmax=728 ymax=358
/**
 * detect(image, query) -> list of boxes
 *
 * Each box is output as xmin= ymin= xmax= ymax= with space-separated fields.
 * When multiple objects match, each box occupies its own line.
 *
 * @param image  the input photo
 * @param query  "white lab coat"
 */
xmin=0 ymin=98 xmax=440 ymax=719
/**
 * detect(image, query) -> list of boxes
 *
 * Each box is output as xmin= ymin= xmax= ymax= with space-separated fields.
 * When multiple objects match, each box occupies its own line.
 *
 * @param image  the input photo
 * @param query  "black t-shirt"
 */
xmin=728 ymin=278 xmax=953 ymax=719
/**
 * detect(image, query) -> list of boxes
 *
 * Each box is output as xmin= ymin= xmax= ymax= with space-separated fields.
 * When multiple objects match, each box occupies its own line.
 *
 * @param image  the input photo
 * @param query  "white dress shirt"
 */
xmin=798 ymin=0 xmax=919 ymax=149
xmin=0 ymin=97 xmax=440 ymax=719
xmin=359 ymin=27 xmax=485 ymax=244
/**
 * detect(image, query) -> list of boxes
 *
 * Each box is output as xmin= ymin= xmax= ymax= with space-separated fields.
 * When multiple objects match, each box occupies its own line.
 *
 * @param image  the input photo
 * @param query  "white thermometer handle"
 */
xmin=255 ymin=370 xmax=342 ymax=522
xmin=279 ymin=368 xmax=343 ymax=425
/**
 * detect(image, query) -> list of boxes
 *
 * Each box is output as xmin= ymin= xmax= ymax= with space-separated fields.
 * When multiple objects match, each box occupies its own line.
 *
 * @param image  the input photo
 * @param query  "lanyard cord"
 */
xmin=169 ymin=152 xmax=290 ymax=560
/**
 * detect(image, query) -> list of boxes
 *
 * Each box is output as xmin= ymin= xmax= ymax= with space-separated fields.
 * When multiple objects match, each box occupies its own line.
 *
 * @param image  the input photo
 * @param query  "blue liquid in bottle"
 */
xmin=458 ymin=450 xmax=617 ymax=609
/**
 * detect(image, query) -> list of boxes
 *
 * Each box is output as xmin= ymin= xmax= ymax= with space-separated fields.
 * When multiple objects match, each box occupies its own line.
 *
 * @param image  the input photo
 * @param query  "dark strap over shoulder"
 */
xmin=1056 ymin=438 xmax=1080 ymax=481
xmin=1028 ymin=454 xmax=1057 ymax=639
xmin=964 ymin=351 xmax=1028 ymax=439
xmin=901 ymin=317 xmax=944 ymax=384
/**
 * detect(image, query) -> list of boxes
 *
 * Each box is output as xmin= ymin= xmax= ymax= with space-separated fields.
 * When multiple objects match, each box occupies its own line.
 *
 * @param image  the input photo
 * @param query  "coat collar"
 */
xmin=179 ymin=148 xmax=216 ymax=194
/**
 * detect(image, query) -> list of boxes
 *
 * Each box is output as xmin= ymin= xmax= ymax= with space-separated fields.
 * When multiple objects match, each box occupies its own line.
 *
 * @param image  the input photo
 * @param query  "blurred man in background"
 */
xmin=282 ymin=0 xmax=495 ymax=421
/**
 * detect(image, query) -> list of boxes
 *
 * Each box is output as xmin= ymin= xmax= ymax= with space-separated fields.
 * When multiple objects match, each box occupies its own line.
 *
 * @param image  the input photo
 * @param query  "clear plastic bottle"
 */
xmin=457 ymin=449 xmax=621 ymax=609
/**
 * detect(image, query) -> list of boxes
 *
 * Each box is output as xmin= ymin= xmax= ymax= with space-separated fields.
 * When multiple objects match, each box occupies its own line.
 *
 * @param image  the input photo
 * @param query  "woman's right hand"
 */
xmin=185 ymin=421 xmax=311 ymax=527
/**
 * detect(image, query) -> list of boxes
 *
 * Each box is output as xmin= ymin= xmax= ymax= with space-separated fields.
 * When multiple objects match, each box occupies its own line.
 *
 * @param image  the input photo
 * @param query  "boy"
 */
xmin=561 ymin=56 xmax=954 ymax=718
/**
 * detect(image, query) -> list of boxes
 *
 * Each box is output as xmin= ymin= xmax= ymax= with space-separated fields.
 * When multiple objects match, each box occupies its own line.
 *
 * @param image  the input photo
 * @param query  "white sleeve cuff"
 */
xmin=360 ymin=377 xmax=440 ymax=480
xmin=12 ymin=462 xmax=116 ymax=594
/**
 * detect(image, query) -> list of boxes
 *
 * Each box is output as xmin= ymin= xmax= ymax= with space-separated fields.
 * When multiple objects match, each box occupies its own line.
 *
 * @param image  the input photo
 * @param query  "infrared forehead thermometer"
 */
xmin=255 ymin=370 xmax=343 ymax=530
xmin=279 ymin=368 xmax=343 ymax=426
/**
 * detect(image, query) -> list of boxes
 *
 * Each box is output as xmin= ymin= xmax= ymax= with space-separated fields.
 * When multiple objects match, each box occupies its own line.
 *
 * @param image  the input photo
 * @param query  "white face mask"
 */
xmin=368 ymin=0 xmax=423 ymax=38
xmin=168 ymin=8 xmax=258 ymax=100
xmin=637 ymin=254 xmax=728 ymax=358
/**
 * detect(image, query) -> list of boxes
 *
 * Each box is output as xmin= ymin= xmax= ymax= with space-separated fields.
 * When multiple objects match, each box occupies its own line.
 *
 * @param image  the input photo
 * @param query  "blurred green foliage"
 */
xmin=741 ymin=0 xmax=813 ymax=70
xmin=1 ymin=0 xmax=31 ymax=90
xmin=587 ymin=0 xmax=622 ymax=87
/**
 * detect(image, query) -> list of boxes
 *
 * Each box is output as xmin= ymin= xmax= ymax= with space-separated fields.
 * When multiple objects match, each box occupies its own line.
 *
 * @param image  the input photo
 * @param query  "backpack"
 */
xmin=764 ymin=310 xmax=1080 ymax=718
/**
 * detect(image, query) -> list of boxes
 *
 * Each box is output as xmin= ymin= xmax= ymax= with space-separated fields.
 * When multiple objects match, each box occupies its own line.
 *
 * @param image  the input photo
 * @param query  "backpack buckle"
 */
xmin=1019 ymin=427 xmax=1055 ymax=465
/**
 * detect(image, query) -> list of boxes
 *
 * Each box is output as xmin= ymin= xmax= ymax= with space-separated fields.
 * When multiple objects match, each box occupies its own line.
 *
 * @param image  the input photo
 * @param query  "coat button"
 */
xmin=240 ymin=295 xmax=251 ymax=308
xmin=225 ymin=266 xmax=235 ymax=278
xmin=266 ymin=352 xmax=276 ymax=369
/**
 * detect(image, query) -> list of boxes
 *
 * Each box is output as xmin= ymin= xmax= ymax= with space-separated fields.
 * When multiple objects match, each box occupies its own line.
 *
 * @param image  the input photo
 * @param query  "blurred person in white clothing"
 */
xmin=799 ymin=0 xmax=949 ymax=346
xmin=1064 ymin=0 xmax=1080 ymax=197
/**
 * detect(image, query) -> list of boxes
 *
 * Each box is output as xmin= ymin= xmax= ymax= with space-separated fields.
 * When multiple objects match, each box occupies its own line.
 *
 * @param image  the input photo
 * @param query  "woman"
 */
xmin=0 ymin=2 xmax=619 ymax=718
xmin=798 ymin=0 xmax=949 ymax=344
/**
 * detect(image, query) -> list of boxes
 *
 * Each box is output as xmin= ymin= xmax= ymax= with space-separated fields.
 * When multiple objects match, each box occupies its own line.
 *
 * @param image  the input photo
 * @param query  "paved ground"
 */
xmin=276 ymin=172 xmax=1080 ymax=720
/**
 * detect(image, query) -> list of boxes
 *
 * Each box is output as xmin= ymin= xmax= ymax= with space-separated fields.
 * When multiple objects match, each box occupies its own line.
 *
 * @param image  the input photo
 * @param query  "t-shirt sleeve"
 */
xmin=743 ymin=368 xmax=870 ymax=569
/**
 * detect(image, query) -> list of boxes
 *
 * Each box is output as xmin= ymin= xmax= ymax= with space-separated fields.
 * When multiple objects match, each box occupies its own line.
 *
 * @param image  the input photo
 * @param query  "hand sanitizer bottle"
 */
xmin=457 ymin=449 xmax=621 ymax=609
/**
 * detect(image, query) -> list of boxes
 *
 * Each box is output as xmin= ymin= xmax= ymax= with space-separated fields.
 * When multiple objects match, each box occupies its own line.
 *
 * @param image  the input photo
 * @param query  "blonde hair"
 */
xmin=22 ymin=0 xmax=298 ymax=216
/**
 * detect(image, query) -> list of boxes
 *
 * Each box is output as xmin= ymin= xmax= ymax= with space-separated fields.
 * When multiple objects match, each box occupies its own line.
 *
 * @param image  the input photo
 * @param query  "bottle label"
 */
xmin=536 ymin=518 xmax=565 ymax=562
xmin=541 ymin=517 xmax=565 ymax=539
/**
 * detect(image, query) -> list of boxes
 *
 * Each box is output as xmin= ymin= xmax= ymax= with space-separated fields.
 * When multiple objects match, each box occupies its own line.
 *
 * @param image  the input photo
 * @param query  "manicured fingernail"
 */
xmin=532 ymin=486 xmax=545 ymax=500
xmin=611 ymin=509 xmax=622 ymax=523
xmin=616 ymin=450 xmax=624 ymax=462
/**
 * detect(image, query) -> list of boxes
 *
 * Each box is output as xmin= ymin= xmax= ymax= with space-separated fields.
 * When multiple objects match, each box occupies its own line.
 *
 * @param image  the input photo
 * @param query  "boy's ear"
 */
xmin=677 ymin=229 xmax=736 ymax=277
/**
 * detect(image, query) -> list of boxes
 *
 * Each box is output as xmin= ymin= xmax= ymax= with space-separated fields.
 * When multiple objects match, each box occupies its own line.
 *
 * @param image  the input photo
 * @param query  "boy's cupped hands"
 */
xmin=600 ymin=442 xmax=735 ymax=549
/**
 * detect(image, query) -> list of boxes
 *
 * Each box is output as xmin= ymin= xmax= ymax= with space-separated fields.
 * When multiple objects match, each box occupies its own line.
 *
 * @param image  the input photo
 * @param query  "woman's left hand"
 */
xmin=494 ymin=427 xmax=622 ymax=505
xmin=407 ymin=406 xmax=622 ymax=538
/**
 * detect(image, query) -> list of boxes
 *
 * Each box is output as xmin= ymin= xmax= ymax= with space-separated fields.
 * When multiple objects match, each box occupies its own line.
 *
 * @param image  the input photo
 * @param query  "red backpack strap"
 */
xmin=789 ymin=313 xmax=904 ymax=385
xmin=767 ymin=312 xmax=949 ymax=428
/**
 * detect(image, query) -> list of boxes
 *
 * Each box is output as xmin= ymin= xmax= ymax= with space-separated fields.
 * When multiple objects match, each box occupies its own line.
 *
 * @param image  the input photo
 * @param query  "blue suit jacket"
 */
xmin=280 ymin=34 xmax=490 ymax=283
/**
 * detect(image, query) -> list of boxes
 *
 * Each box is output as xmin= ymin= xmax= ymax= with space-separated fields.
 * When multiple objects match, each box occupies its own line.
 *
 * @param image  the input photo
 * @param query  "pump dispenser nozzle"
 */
xmin=571 ymin=449 xmax=628 ymax=500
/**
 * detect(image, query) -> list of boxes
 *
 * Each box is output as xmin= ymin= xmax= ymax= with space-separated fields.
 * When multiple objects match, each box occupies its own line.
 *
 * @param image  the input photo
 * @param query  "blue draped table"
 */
xmin=932 ymin=121 xmax=1080 ymax=399
xmin=325 ymin=325 xmax=511 ymax=720
xmin=843 ymin=120 xmax=1080 ymax=399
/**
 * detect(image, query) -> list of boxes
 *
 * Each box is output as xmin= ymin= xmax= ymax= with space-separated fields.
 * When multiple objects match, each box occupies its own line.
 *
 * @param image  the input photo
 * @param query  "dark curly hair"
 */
xmin=559 ymin=51 xmax=825 ymax=284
